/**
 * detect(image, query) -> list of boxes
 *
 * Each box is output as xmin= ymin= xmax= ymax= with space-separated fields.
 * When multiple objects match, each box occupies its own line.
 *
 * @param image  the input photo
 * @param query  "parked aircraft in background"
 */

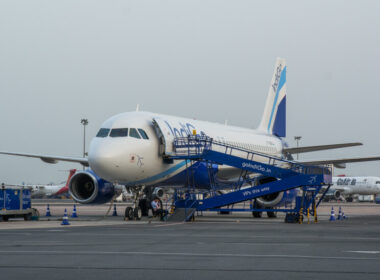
xmin=324 ymin=176 xmax=380 ymax=202
xmin=1 ymin=58 xmax=380 ymax=218
xmin=31 ymin=169 xmax=76 ymax=198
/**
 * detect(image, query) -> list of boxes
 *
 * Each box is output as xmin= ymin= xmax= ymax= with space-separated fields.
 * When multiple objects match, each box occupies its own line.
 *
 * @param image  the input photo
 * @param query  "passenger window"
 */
xmin=129 ymin=128 xmax=141 ymax=139
xmin=96 ymin=128 xmax=110 ymax=138
xmin=138 ymin=129 xmax=149 ymax=140
xmin=110 ymin=128 xmax=128 ymax=137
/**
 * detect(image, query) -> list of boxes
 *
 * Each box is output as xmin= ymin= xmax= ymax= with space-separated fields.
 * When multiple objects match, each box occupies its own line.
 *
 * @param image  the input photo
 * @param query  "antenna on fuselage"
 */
xmin=136 ymin=104 xmax=140 ymax=112
xmin=224 ymin=120 xmax=228 ymax=125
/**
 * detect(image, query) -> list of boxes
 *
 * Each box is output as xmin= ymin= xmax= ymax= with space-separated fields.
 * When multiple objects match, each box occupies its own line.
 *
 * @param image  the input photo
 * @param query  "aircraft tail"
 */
xmin=65 ymin=169 xmax=76 ymax=187
xmin=258 ymin=58 xmax=286 ymax=137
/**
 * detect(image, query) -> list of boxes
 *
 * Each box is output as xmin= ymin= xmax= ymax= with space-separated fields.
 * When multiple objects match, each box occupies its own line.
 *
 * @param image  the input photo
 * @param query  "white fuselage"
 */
xmin=88 ymin=111 xmax=284 ymax=186
xmin=331 ymin=176 xmax=380 ymax=195
xmin=31 ymin=184 xmax=64 ymax=198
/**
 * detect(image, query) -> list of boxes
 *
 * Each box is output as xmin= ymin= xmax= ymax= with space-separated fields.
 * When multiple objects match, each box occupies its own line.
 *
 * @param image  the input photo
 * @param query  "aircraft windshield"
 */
xmin=129 ymin=128 xmax=141 ymax=139
xmin=138 ymin=129 xmax=149 ymax=139
xmin=96 ymin=128 xmax=110 ymax=138
xmin=110 ymin=128 xmax=129 ymax=137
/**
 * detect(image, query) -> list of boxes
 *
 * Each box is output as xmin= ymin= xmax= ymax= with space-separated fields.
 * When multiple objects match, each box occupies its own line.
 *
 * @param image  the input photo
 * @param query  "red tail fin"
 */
xmin=65 ymin=169 xmax=76 ymax=187
xmin=55 ymin=169 xmax=76 ymax=196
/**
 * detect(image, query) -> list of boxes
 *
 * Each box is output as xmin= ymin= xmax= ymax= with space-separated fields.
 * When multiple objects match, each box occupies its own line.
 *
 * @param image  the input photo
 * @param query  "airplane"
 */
xmin=31 ymin=169 xmax=76 ymax=198
xmin=323 ymin=176 xmax=380 ymax=202
xmin=1 ymin=58 xmax=380 ymax=218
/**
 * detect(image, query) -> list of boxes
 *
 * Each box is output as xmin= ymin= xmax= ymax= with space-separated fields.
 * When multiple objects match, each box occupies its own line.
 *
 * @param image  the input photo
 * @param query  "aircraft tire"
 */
xmin=133 ymin=207 xmax=142 ymax=220
xmin=252 ymin=211 xmax=262 ymax=218
xmin=266 ymin=210 xmax=277 ymax=218
xmin=125 ymin=207 xmax=134 ymax=220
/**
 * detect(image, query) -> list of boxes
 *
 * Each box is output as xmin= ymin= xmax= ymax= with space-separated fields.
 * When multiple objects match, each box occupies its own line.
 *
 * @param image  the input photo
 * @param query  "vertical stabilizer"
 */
xmin=258 ymin=58 xmax=287 ymax=137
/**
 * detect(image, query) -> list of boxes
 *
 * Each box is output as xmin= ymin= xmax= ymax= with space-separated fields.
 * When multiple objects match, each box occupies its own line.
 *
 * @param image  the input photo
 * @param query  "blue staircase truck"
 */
xmin=0 ymin=184 xmax=33 ymax=221
xmin=166 ymin=135 xmax=332 ymax=223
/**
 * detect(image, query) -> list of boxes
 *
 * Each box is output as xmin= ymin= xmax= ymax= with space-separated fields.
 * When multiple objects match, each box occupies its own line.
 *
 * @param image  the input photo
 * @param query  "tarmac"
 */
xmin=0 ymin=202 xmax=380 ymax=280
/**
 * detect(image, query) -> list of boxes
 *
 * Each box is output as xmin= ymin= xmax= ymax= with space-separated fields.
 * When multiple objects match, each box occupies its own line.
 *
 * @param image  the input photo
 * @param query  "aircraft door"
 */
xmin=152 ymin=118 xmax=175 ymax=156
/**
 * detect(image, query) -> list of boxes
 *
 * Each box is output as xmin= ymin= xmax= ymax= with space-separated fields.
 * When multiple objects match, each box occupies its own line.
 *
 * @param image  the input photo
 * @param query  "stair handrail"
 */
xmin=173 ymin=135 xmax=332 ymax=177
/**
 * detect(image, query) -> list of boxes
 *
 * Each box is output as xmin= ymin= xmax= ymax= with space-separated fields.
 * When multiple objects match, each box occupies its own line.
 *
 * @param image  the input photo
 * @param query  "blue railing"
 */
xmin=172 ymin=135 xmax=332 ymax=179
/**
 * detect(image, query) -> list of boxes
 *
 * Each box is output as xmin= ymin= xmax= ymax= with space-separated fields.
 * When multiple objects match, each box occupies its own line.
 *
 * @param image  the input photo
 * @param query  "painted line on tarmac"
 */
xmin=0 ymin=250 xmax=379 ymax=261
xmin=153 ymin=222 xmax=184 ymax=227
xmin=345 ymin=251 xmax=380 ymax=254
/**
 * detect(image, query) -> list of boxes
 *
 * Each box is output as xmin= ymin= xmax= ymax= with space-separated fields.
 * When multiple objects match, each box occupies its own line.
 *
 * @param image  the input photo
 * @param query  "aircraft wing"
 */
xmin=0 ymin=151 xmax=89 ymax=167
xmin=283 ymin=143 xmax=362 ymax=154
xmin=301 ymin=156 xmax=380 ymax=168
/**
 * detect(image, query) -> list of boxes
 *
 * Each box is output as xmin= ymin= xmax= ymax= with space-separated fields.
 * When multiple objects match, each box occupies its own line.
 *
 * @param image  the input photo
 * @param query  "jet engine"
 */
xmin=153 ymin=187 xmax=164 ymax=198
xmin=69 ymin=170 xmax=115 ymax=204
xmin=333 ymin=190 xmax=341 ymax=199
xmin=256 ymin=192 xmax=284 ymax=207
xmin=254 ymin=177 xmax=296 ymax=208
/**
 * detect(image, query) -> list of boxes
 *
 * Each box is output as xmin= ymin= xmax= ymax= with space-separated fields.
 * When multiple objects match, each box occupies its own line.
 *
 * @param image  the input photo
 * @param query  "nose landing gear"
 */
xmin=124 ymin=186 xmax=145 ymax=221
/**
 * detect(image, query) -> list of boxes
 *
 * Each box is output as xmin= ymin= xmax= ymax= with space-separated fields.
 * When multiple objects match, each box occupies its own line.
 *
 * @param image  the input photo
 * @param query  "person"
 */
xmin=151 ymin=198 xmax=161 ymax=217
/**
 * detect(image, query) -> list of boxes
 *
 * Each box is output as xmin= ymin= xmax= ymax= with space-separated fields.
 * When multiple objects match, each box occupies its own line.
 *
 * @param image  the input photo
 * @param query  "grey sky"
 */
xmin=0 ymin=0 xmax=379 ymax=184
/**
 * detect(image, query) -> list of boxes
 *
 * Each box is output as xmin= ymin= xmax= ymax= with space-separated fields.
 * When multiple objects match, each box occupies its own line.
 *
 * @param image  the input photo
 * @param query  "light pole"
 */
xmin=294 ymin=136 xmax=302 ymax=160
xmin=81 ymin=118 xmax=88 ymax=159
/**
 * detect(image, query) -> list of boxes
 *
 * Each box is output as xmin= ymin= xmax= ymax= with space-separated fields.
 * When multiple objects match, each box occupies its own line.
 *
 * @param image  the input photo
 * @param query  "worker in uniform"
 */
xmin=151 ymin=198 xmax=161 ymax=217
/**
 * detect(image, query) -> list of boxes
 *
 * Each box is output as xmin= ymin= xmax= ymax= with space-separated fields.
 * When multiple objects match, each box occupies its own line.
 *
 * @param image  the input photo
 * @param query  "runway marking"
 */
xmin=153 ymin=222 xmax=184 ymax=227
xmin=0 ymin=264 xmax=379 ymax=275
xmin=0 ymin=250 xmax=379 ymax=261
xmin=55 ymin=232 xmax=380 ymax=241
xmin=346 ymin=251 xmax=380 ymax=254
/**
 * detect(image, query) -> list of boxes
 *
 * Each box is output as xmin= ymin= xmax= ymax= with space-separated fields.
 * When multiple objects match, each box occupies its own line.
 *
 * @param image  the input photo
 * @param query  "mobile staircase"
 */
xmin=165 ymin=135 xmax=332 ymax=223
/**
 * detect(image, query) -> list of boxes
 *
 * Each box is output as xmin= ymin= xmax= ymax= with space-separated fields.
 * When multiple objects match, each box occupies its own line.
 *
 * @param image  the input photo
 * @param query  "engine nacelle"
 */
xmin=69 ymin=170 xmax=115 ymax=204
xmin=153 ymin=187 xmax=164 ymax=198
xmin=256 ymin=192 xmax=284 ymax=207
xmin=255 ymin=177 xmax=297 ymax=208
xmin=333 ymin=190 xmax=341 ymax=199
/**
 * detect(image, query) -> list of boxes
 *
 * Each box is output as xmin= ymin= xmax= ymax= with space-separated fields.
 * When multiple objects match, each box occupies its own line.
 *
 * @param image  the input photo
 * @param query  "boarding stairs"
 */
xmin=166 ymin=135 xmax=332 ymax=214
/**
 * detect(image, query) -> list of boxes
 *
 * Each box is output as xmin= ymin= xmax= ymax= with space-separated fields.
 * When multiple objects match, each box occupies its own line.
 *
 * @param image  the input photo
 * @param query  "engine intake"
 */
xmin=334 ymin=190 xmax=341 ymax=199
xmin=69 ymin=170 xmax=115 ymax=204
xmin=255 ymin=177 xmax=292 ymax=208
xmin=153 ymin=187 xmax=164 ymax=198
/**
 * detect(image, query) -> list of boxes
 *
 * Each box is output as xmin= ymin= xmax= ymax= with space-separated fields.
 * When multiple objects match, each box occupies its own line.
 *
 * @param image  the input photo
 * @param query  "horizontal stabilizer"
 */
xmin=283 ymin=142 xmax=362 ymax=154
xmin=0 ymin=151 xmax=89 ymax=166
xmin=301 ymin=156 xmax=380 ymax=168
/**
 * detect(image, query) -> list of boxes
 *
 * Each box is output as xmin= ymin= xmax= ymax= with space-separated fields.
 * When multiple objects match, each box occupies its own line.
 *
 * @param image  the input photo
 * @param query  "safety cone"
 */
xmin=337 ymin=207 xmax=343 ymax=220
xmin=329 ymin=207 xmax=336 ymax=221
xmin=112 ymin=204 xmax=118 ymax=216
xmin=71 ymin=205 xmax=78 ymax=218
xmin=45 ymin=204 xmax=52 ymax=217
xmin=61 ymin=208 xmax=70 ymax=225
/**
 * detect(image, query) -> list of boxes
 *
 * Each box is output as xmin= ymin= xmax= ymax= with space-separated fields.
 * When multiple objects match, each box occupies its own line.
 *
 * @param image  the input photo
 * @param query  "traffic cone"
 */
xmin=329 ymin=207 xmax=336 ymax=221
xmin=112 ymin=204 xmax=118 ymax=216
xmin=45 ymin=204 xmax=51 ymax=217
xmin=71 ymin=205 xmax=78 ymax=218
xmin=61 ymin=208 xmax=70 ymax=225
xmin=337 ymin=207 xmax=343 ymax=220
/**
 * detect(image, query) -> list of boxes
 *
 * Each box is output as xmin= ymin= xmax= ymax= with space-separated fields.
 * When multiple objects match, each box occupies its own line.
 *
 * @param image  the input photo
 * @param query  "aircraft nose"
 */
xmin=88 ymin=139 xmax=123 ymax=181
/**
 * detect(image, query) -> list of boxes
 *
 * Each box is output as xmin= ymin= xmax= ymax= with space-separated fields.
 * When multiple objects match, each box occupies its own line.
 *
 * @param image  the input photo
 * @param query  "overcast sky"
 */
xmin=0 ymin=0 xmax=379 ymax=184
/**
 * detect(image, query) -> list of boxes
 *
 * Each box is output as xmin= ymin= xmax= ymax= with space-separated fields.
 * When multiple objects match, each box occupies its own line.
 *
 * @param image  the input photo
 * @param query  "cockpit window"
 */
xmin=129 ymin=128 xmax=141 ymax=139
xmin=96 ymin=128 xmax=110 ymax=138
xmin=376 ymin=181 xmax=380 ymax=184
xmin=138 ymin=129 xmax=149 ymax=139
xmin=110 ymin=128 xmax=129 ymax=137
